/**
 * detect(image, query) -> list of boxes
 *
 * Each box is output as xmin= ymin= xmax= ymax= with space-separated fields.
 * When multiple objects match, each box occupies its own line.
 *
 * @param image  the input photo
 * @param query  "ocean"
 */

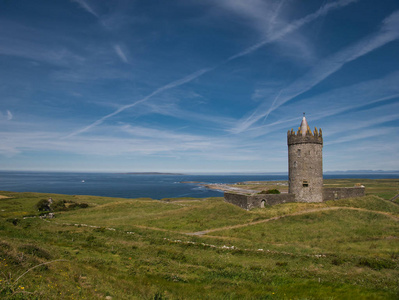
xmin=0 ymin=171 xmax=397 ymax=199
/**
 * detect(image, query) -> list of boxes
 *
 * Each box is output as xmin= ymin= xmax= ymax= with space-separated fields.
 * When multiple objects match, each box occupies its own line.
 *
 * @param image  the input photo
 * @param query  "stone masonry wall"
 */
xmin=288 ymin=143 xmax=323 ymax=202
xmin=247 ymin=194 xmax=296 ymax=210
xmin=224 ymin=193 xmax=296 ymax=210
xmin=224 ymin=193 xmax=251 ymax=210
xmin=323 ymin=187 xmax=365 ymax=201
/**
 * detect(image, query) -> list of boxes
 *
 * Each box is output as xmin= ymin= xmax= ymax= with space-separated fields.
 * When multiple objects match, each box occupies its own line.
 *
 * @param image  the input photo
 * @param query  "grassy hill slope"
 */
xmin=0 ymin=181 xmax=398 ymax=299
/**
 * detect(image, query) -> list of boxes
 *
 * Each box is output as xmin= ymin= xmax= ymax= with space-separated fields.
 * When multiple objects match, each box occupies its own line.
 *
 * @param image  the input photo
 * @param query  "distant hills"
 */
xmin=119 ymin=171 xmax=399 ymax=175
xmin=120 ymin=172 xmax=185 ymax=175
xmin=324 ymin=170 xmax=399 ymax=174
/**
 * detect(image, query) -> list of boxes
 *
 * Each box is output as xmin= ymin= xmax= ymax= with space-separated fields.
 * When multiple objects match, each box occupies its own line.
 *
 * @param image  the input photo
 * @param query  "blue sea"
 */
xmin=0 ymin=171 xmax=398 ymax=199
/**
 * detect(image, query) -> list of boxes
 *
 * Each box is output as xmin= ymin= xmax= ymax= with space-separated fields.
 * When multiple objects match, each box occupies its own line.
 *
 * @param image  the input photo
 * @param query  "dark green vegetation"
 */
xmin=0 ymin=179 xmax=398 ymax=299
xmin=36 ymin=199 xmax=89 ymax=212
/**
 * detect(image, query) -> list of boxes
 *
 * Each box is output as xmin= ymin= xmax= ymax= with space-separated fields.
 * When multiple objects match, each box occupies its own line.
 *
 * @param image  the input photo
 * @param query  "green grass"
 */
xmin=0 ymin=179 xmax=399 ymax=299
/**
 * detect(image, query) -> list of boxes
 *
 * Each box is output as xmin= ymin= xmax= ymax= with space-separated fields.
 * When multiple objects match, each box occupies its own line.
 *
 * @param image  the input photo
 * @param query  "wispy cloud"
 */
xmin=113 ymin=44 xmax=129 ymax=63
xmin=326 ymin=127 xmax=397 ymax=146
xmin=227 ymin=0 xmax=359 ymax=61
xmin=67 ymin=0 xmax=354 ymax=137
xmin=141 ymin=101 xmax=235 ymax=130
xmin=65 ymin=67 xmax=214 ymax=138
xmin=232 ymin=10 xmax=399 ymax=134
xmin=323 ymin=101 xmax=399 ymax=137
xmin=71 ymin=0 xmax=99 ymax=18
xmin=215 ymin=0 xmax=315 ymax=63
xmin=0 ymin=20 xmax=85 ymax=67
xmin=0 ymin=110 xmax=13 ymax=121
xmin=0 ymin=125 xmax=266 ymax=163
xmin=237 ymin=72 xmax=399 ymax=139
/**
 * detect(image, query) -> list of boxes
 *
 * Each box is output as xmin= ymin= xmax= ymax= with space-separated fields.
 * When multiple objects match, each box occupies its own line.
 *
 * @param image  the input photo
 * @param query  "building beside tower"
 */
xmin=224 ymin=114 xmax=365 ymax=210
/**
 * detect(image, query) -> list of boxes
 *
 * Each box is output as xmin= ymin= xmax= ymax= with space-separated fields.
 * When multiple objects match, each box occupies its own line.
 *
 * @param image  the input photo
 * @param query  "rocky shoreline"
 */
xmin=200 ymin=183 xmax=258 ymax=194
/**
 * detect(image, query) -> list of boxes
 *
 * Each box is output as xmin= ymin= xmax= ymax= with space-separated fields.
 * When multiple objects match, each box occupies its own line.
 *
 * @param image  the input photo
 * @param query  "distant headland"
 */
xmin=119 ymin=172 xmax=185 ymax=175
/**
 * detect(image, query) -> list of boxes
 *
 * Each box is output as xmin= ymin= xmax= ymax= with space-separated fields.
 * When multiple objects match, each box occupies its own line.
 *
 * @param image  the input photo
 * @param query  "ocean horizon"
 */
xmin=0 ymin=171 xmax=398 ymax=200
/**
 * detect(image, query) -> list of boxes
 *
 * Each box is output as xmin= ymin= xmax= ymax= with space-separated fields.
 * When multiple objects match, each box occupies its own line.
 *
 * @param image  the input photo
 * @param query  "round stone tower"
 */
xmin=287 ymin=114 xmax=323 ymax=202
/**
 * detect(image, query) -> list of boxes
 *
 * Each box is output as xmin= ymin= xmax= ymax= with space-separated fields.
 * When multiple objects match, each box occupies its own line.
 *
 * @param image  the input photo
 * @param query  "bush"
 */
xmin=258 ymin=189 xmax=280 ymax=194
xmin=36 ymin=199 xmax=50 ymax=211
xmin=52 ymin=200 xmax=67 ymax=211
xmin=50 ymin=200 xmax=88 ymax=211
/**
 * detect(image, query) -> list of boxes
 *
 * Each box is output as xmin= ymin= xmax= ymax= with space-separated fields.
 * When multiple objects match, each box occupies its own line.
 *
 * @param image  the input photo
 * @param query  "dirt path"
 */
xmin=186 ymin=206 xmax=399 ymax=236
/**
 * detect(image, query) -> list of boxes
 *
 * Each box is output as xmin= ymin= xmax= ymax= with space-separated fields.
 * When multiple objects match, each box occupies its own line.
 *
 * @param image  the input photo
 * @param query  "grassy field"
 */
xmin=0 ymin=179 xmax=398 ymax=299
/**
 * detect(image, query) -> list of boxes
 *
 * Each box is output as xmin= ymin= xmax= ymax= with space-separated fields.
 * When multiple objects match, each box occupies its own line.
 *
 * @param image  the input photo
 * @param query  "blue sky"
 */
xmin=0 ymin=0 xmax=398 ymax=173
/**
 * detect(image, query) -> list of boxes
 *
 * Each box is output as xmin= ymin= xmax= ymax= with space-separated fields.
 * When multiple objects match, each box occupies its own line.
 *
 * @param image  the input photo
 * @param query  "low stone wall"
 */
xmin=323 ymin=187 xmax=365 ymax=201
xmin=224 ymin=193 xmax=251 ymax=210
xmin=247 ymin=194 xmax=296 ymax=210
xmin=224 ymin=193 xmax=296 ymax=210
xmin=225 ymin=187 xmax=365 ymax=210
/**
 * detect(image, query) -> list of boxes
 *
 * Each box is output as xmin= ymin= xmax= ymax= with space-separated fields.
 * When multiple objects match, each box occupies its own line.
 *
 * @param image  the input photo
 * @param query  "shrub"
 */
xmin=50 ymin=200 xmax=88 ymax=211
xmin=66 ymin=202 xmax=78 ymax=209
xmin=52 ymin=200 xmax=67 ymax=211
xmin=258 ymin=189 xmax=281 ymax=194
xmin=36 ymin=199 xmax=50 ymax=211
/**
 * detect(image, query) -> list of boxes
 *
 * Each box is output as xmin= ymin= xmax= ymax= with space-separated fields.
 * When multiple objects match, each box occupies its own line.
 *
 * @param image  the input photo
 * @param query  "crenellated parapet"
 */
xmin=287 ymin=126 xmax=323 ymax=145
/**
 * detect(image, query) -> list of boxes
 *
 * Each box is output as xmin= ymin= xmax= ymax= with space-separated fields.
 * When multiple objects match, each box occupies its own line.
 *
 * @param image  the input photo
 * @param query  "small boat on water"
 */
xmin=81 ymin=180 xmax=85 ymax=183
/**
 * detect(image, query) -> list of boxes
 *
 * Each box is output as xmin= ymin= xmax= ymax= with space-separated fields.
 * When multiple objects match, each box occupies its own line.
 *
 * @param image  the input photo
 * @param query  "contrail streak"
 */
xmin=66 ymin=0 xmax=357 ymax=138
xmin=65 ymin=68 xmax=213 ymax=138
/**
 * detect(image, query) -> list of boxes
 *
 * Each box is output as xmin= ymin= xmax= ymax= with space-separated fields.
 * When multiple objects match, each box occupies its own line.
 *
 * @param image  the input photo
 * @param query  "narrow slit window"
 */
xmin=303 ymin=180 xmax=309 ymax=187
xmin=297 ymin=149 xmax=301 ymax=157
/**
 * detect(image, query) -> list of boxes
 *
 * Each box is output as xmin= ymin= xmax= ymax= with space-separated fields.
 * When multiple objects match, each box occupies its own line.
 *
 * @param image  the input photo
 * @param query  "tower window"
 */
xmin=294 ymin=161 xmax=297 ymax=168
xmin=303 ymin=180 xmax=309 ymax=187
xmin=297 ymin=149 xmax=301 ymax=157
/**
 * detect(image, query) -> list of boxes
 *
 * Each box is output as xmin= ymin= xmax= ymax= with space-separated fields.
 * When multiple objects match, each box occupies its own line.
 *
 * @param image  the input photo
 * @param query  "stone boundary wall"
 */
xmin=247 ymin=194 xmax=296 ymax=210
xmin=323 ymin=187 xmax=365 ymax=201
xmin=224 ymin=193 xmax=296 ymax=210
xmin=225 ymin=187 xmax=365 ymax=210
xmin=224 ymin=193 xmax=251 ymax=210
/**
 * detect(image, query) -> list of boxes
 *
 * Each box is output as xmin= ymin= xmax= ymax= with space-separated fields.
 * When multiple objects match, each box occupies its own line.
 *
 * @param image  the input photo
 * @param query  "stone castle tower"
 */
xmin=287 ymin=114 xmax=323 ymax=202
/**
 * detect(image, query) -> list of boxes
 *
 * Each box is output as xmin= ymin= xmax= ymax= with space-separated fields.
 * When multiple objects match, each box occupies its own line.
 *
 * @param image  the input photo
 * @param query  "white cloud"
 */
xmin=215 ymin=0 xmax=316 ymax=63
xmin=63 ymin=0 xmax=355 ymax=137
xmin=0 ymin=21 xmax=85 ymax=66
xmin=7 ymin=110 xmax=12 ymax=120
xmin=0 ymin=110 xmax=13 ymax=121
xmin=65 ymin=67 xmax=215 ymax=138
xmin=71 ymin=0 xmax=99 ymax=18
xmin=325 ymin=127 xmax=397 ymax=146
xmin=113 ymin=44 xmax=129 ymax=63
xmin=232 ymin=10 xmax=399 ymax=134
xmin=227 ymin=0 xmax=359 ymax=61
